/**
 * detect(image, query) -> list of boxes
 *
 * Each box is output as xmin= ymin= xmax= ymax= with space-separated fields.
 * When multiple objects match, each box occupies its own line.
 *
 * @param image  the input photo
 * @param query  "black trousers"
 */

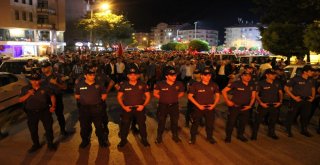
xmin=102 ymin=102 xmax=109 ymax=136
xmin=226 ymin=106 xmax=250 ymax=138
xmin=26 ymin=109 xmax=54 ymax=145
xmin=79 ymin=104 xmax=106 ymax=143
xmin=185 ymin=101 xmax=194 ymax=125
xmin=308 ymin=96 xmax=320 ymax=125
xmin=190 ymin=108 xmax=215 ymax=139
xmin=286 ymin=100 xmax=312 ymax=132
xmin=157 ymin=103 xmax=179 ymax=138
xmin=120 ymin=109 xmax=147 ymax=141
xmin=55 ymin=95 xmax=66 ymax=132
xmin=252 ymin=106 xmax=279 ymax=137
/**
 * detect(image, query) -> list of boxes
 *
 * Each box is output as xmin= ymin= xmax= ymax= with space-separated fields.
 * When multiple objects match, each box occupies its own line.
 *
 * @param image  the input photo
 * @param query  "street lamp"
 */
xmin=168 ymin=32 xmax=172 ymax=42
xmin=143 ymin=37 xmax=148 ymax=47
xmin=194 ymin=21 xmax=198 ymax=39
xmin=89 ymin=2 xmax=111 ymax=47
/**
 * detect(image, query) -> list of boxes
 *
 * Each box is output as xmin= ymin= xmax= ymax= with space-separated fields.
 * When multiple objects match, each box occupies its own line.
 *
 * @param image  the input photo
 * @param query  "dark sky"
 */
xmin=112 ymin=0 xmax=260 ymax=43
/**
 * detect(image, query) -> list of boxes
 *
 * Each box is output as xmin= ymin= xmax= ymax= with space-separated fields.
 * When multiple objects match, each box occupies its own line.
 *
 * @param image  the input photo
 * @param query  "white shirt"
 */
xmin=218 ymin=65 xmax=225 ymax=75
xmin=116 ymin=62 xmax=125 ymax=74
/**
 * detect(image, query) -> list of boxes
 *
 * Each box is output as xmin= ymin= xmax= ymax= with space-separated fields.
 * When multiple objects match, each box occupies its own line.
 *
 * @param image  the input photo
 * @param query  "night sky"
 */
xmin=111 ymin=0 xmax=260 ymax=43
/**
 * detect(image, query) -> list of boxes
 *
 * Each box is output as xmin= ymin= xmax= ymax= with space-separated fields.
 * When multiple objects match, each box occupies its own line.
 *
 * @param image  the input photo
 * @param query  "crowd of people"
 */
xmin=18 ymin=51 xmax=320 ymax=153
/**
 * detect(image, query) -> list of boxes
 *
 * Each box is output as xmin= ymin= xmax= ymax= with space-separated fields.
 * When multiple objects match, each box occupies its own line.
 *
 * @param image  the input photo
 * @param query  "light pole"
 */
xmin=176 ymin=29 xmax=179 ymax=39
xmin=89 ymin=2 xmax=111 ymax=48
xmin=143 ymin=37 xmax=148 ymax=47
xmin=168 ymin=32 xmax=172 ymax=42
xmin=194 ymin=21 xmax=198 ymax=39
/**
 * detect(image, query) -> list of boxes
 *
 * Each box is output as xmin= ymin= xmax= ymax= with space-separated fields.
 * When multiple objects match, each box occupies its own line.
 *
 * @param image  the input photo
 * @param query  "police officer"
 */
xmin=19 ymin=72 xmax=56 ymax=153
xmin=40 ymin=61 xmax=70 ymax=136
xmin=117 ymin=65 xmax=151 ymax=148
xmin=222 ymin=71 xmax=256 ymax=143
xmin=74 ymin=69 xmax=108 ymax=148
xmin=285 ymin=65 xmax=316 ymax=137
xmin=153 ymin=66 xmax=185 ymax=143
xmin=188 ymin=67 xmax=220 ymax=144
xmin=75 ymin=63 xmax=115 ymax=140
xmin=252 ymin=69 xmax=283 ymax=140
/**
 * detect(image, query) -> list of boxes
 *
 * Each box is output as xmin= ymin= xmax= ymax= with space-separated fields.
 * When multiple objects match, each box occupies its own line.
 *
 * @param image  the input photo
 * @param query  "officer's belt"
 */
xmin=159 ymin=102 xmax=178 ymax=107
xmin=80 ymin=104 xmax=102 ymax=108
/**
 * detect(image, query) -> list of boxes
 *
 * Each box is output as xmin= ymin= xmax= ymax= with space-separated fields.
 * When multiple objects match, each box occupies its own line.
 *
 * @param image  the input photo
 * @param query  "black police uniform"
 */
xmin=225 ymin=80 xmax=256 ymax=142
xmin=41 ymin=72 xmax=67 ymax=135
xmin=252 ymin=79 xmax=282 ymax=139
xmin=188 ymin=81 xmax=220 ymax=143
xmin=75 ymin=72 xmax=113 ymax=137
xmin=154 ymin=80 xmax=185 ymax=143
xmin=20 ymin=81 xmax=55 ymax=151
xmin=118 ymin=80 xmax=149 ymax=146
xmin=75 ymin=79 xmax=107 ymax=147
xmin=285 ymin=75 xmax=315 ymax=136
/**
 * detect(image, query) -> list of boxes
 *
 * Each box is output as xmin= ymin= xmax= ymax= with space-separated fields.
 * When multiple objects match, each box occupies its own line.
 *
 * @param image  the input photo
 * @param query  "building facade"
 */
xmin=178 ymin=28 xmax=219 ymax=46
xmin=0 ymin=0 xmax=65 ymax=57
xmin=224 ymin=24 xmax=262 ymax=49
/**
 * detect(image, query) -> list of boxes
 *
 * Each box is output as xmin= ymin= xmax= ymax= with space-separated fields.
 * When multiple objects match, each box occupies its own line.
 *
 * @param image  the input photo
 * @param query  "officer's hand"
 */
xmin=241 ymin=105 xmax=251 ymax=111
xmin=49 ymin=78 xmax=58 ymax=85
xmin=197 ymin=105 xmax=205 ymax=111
xmin=123 ymin=106 xmax=131 ymax=112
xmin=308 ymin=96 xmax=315 ymax=102
xmin=260 ymin=102 xmax=269 ymax=108
xmin=274 ymin=102 xmax=282 ymax=108
xmin=293 ymin=96 xmax=302 ymax=102
xmin=49 ymin=106 xmax=55 ymax=113
xmin=27 ymin=89 xmax=35 ymax=96
xmin=226 ymin=101 xmax=235 ymax=107
xmin=208 ymin=104 xmax=216 ymax=110
xmin=137 ymin=105 xmax=144 ymax=111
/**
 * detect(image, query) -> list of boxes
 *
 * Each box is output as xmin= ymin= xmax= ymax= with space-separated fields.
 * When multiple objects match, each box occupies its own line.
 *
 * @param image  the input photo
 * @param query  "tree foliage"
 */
xmin=304 ymin=21 xmax=320 ymax=53
xmin=161 ymin=42 xmax=178 ymax=51
xmin=175 ymin=43 xmax=188 ymax=51
xmin=78 ymin=12 xmax=134 ymax=44
xmin=189 ymin=40 xmax=209 ymax=51
xmin=261 ymin=23 xmax=307 ymax=57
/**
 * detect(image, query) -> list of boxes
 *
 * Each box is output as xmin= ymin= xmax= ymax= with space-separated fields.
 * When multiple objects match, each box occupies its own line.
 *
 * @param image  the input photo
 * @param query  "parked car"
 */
xmin=284 ymin=64 xmax=320 ymax=79
xmin=0 ymin=57 xmax=49 ymax=76
xmin=0 ymin=72 xmax=29 ymax=111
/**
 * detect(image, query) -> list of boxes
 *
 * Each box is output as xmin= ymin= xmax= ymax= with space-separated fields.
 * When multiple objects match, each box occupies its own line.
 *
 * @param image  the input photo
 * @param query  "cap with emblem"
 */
xmin=201 ymin=67 xmax=212 ymax=75
xmin=241 ymin=71 xmax=252 ymax=76
xmin=29 ymin=72 xmax=41 ymax=80
xmin=40 ymin=61 xmax=51 ymax=68
xmin=264 ymin=69 xmax=277 ymax=75
xmin=126 ymin=66 xmax=140 ymax=74
xmin=165 ymin=66 xmax=177 ymax=75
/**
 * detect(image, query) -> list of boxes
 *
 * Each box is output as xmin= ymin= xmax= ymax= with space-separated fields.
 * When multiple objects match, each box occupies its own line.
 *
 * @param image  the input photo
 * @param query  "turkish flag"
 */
xmin=117 ymin=43 xmax=123 ymax=56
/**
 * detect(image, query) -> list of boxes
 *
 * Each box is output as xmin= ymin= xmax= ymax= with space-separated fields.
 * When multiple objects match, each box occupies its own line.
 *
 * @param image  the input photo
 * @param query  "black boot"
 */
xmin=28 ymin=143 xmax=41 ymax=153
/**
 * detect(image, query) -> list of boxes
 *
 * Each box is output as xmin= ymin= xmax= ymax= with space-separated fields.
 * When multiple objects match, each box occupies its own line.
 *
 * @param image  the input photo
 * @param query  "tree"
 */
xmin=189 ymin=40 xmax=209 ymax=51
xmin=175 ymin=43 xmax=188 ymax=51
xmin=304 ymin=21 xmax=320 ymax=53
xmin=78 ymin=12 xmax=134 ymax=45
xmin=161 ymin=42 xmax=178 ymax=51
xmin=252 ymin=0 xmax=320 ymax=61
xmin=261 ymin=23 xmax=308 ymax=58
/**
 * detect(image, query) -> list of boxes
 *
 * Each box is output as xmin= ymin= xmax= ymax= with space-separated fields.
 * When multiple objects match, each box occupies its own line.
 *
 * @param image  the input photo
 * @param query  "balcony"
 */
xmin=36 ymin=8 xmax=56 ymax=15
xmin=37 ymin=23 xmax=55 ymax=30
